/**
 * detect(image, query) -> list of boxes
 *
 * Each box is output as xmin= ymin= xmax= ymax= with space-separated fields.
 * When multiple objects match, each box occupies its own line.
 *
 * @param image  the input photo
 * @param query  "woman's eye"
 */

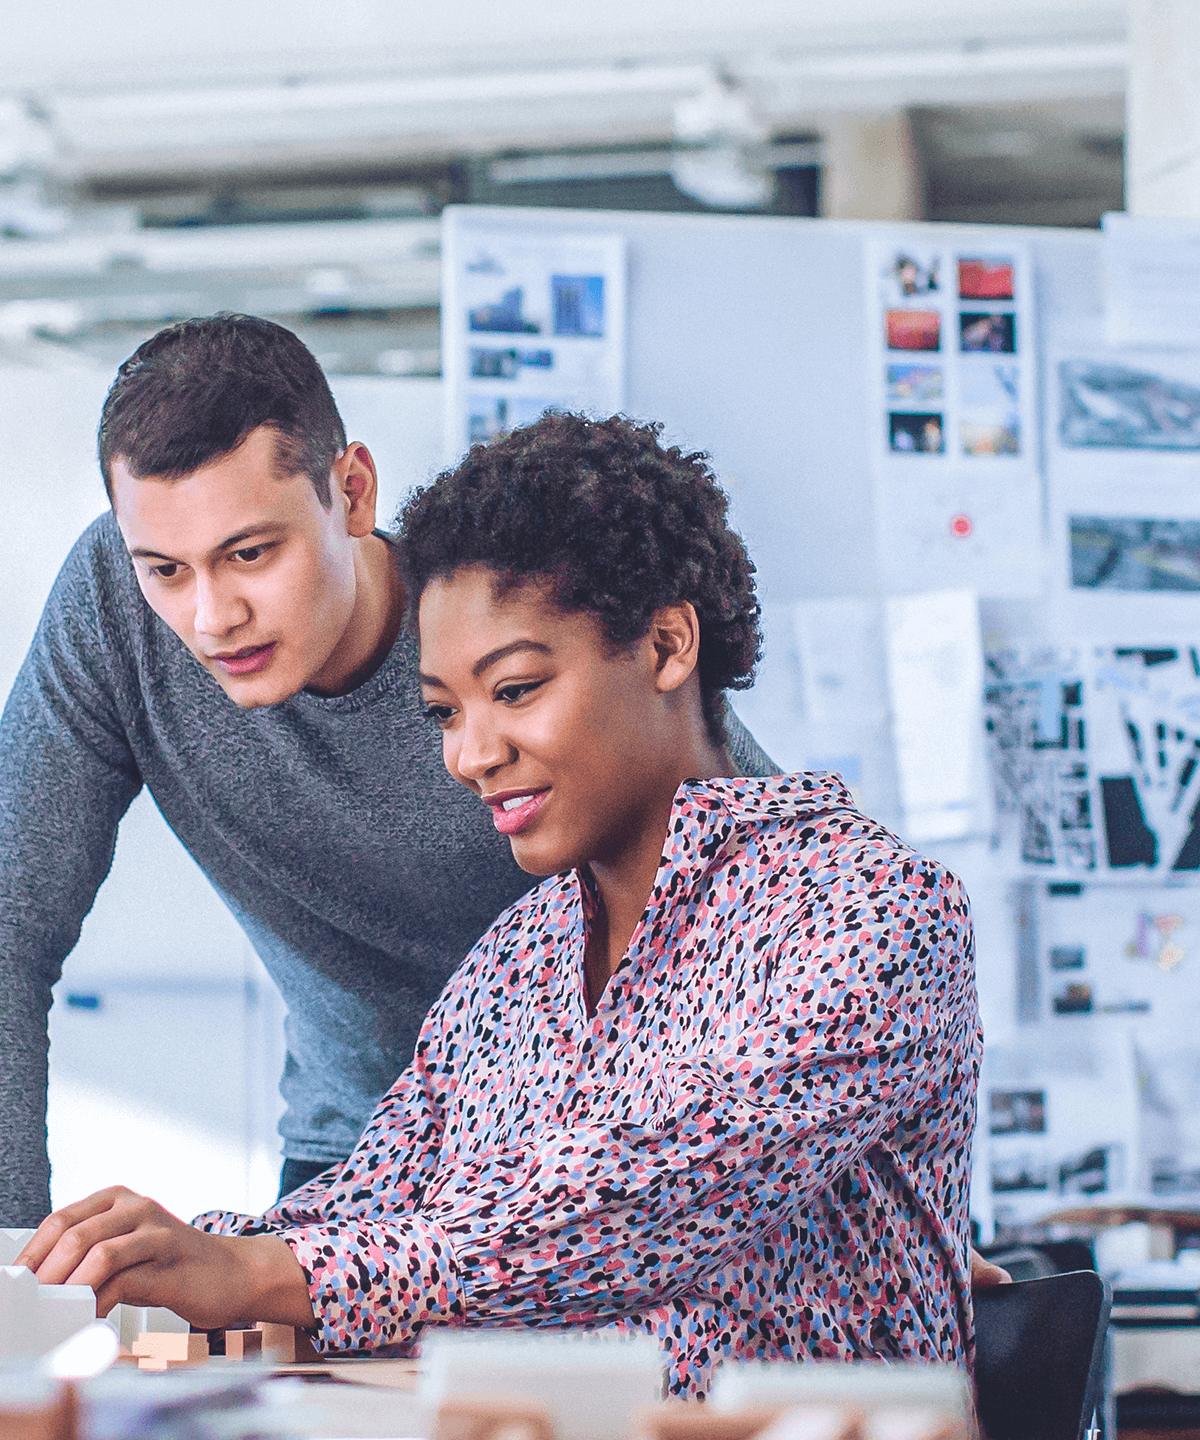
xmin=496 ymin=681 xmax=543 ymax=705
xmin=151 ymin=562 xmax=181 ymax=580
xmin=421 ymin=704 xmax=456 ymax=726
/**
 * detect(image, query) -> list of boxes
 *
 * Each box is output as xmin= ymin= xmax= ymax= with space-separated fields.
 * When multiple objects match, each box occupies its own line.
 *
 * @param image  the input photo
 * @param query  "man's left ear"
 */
xmin=334 ymin=442 xmax=379 ymax=537
xmin=649 ymin=602 xmax=701 ymax=694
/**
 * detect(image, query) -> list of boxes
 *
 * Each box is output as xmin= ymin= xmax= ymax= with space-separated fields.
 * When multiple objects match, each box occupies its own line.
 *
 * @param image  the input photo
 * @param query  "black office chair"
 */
xmin=973 ymin=1271 xmax=1112 ymax=1440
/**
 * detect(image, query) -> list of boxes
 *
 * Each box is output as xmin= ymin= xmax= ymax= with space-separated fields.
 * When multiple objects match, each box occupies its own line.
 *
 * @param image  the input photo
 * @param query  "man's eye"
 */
xmin=422 ymin=704 xmax=456 ymax=726
xmin=233 ymin=545 xmax=267 ymax=563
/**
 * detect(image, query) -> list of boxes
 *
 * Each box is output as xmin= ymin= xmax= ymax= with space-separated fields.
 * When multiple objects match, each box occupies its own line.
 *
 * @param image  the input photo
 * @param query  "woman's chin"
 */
xmin=508 ymin=832 xmax=579 ymax=878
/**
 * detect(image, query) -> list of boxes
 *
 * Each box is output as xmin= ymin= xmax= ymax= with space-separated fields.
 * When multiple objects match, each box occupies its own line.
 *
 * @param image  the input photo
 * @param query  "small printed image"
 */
xmin=1060 ymin=360 xmax=1200 ymax=449
xmin=1071 ymin=516 xmax=1200 ymax=592
xmin=468 ymin=286 xmax=541 ymax=334
xmin=962 ymin=420 xmax=1020 ymax=456
xmin=886 ymin=363 xmax=943 ymax=403
xmin=889 ymin=250 xmax=941 ymax=300
xmin=1059 ymin=1144 xmax=1120 ymax=1196
xmin=990 ymin=1089 xmax=1047 ymax=1135
xmin=958 ymin=255 xmax=1015 ymax=301
xmin=889 ymin=411 xmax=944 ymax=454
xmin=961 ymin=311 xmax=1016 ymax=353
xmin=962 ymin=360 xmax=1018 ymax=409
xmin=992 ymin=1155 xmax=1050 ymax=1193
xmin=1050 ymin=946 xmax=1085 ymax=970
xmin=467 ymin=395 xmax=559 ymax=444
xmin=469 ymin=347 xmax=555 ymax=379
xmin=1052 ymin=981 xmax=1093 ymax=1014
xmin=886 ymin=310 xmax=940 ymax=352
xmin=551 ymin=275 xmax=605 ymax=337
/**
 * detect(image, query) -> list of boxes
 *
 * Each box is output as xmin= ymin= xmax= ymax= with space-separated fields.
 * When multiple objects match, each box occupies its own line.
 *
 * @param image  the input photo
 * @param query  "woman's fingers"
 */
xmin=15 ymin=1187 xmax=136 ymax=1278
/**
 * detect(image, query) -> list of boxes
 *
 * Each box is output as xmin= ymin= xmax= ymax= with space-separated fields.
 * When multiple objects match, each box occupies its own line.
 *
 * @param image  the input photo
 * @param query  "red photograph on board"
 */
xmin=886 ymin=309 xmax=941 ymax=351
xmin=958 ymin=256 xmax=1015 ymax=301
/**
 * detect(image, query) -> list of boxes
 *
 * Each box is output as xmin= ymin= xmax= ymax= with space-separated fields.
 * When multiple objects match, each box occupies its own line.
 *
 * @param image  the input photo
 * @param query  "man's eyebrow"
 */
xmin=130 ymin=523 xmax=287 ymax=563
xmin=417 ymin=639 xmax=552 ymax=689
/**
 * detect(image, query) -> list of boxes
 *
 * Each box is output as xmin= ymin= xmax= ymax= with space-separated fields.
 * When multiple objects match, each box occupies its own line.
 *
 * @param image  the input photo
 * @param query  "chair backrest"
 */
xmin=973 ymin=1270 xmax=1112 ymax=1440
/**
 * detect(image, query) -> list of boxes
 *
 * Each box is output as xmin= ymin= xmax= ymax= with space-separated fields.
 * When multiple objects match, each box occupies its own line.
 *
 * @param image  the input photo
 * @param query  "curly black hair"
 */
xmin=396 ymin=412 xmax=762 ymax=745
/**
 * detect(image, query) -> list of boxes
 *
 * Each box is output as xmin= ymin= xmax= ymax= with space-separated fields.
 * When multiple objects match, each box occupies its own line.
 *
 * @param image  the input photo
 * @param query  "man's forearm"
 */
xmin=0 ymin=953 xmax=54 ymax=1224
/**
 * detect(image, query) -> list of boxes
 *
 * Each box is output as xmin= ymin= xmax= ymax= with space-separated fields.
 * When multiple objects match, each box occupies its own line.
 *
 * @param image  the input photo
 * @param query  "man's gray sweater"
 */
xmin=0 ymin=512 xmax=776 ymax=1225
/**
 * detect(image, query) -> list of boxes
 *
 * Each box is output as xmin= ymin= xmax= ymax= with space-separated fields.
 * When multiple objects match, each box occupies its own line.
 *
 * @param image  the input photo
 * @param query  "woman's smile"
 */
xmin=484 ymin=788 xmax=550 ymax=835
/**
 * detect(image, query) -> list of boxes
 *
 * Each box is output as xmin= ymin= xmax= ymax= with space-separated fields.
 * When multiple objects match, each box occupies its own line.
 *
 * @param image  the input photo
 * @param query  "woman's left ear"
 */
xmin=648 ymin=602 xmax=701 ymax=694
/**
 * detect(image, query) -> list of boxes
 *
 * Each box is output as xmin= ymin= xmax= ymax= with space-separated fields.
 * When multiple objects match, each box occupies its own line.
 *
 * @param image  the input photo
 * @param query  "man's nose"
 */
xmin=193 ymin=574 xmax=250 ymax=640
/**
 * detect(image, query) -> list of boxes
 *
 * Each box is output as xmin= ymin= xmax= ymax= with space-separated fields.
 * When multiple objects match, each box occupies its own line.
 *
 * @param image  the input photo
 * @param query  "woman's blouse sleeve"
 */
xmin=268 ymin=862 xmax=976 ymax=1356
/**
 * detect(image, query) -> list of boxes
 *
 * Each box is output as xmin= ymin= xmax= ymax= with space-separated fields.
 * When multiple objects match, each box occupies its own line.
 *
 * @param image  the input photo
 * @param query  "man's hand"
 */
xmin=14 ymin=1186 xmax=315 ymax=1332
xmin=970 ymin=1247 xmax=1012 ymax=1289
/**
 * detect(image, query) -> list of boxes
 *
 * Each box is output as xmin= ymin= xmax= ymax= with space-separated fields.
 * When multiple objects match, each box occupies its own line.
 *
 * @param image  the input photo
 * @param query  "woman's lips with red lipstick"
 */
xmin=484 ymin=788 xmax=550 ymax=835
xmin=210 ymin=642 xmax=277 ymax=675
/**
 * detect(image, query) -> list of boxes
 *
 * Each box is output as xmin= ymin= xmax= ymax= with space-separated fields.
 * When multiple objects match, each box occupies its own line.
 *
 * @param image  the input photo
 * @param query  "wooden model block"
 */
xmin=0 ymin=1378 xmax=77 ymax=1440
xmin=131 ymin=1330 xmax=209 ymax=1371
xmin=224 ymin=1328 xmax=264 ymax=1361
xmin=435 ymin=1397 xmax=557 ymax=1440
xmin=255 ymin=1322 xmax=318 ymax=1363
xmin=636 ymin=1404 xmax=785 ymax=1440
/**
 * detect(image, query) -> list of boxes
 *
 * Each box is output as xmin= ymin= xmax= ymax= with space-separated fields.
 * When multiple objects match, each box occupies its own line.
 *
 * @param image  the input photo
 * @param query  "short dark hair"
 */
xmin=397 ymin=412 xmax=762 ymax=745
xmin=98 ymin=314 xmax=346 ymax=507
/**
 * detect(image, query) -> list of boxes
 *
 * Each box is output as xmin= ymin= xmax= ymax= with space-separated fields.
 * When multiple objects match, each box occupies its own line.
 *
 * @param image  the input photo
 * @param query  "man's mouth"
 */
xmin=209 ymin=642 xmax=277 ymax=676
xmin=484 ymin=789 xmax=550 ymax=836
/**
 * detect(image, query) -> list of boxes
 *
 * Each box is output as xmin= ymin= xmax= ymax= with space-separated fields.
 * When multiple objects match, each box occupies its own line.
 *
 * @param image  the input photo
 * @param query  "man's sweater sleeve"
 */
xmin=723 ymin=698 xmax=780 ymax=777
xmin=0 ymin=530 xmax=142 ymax=1224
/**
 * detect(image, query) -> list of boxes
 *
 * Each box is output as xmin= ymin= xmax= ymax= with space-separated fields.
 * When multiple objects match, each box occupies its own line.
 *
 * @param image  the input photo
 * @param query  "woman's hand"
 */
xmin=970 ymin=1247 xmax=1012 ymax=1289
xmin=14 ymin=1186 xmax=316 ymax=1332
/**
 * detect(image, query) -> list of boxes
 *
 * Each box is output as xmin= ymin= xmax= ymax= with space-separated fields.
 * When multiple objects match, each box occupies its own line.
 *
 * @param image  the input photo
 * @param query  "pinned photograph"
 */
xmin=990 ymin=1089 xmax=1047 ymax=1135
xmin=886 ymin=363 xmax=943 ymax=403
xmin=992 ymin=1155 xmax=1050 ymax=1193
xmin=1070 ymin=516 xmax=1200 ymax=592
xmin=469 ymin=347 xmax=554 ymax=379
xmin=467 ymin=395 xmax=559 ymax=444
xmin=960 ymin=312 xmax=1016 ymax=354
xmin=1060 ymin=360 xmax=1200 ymax=449
xmin=887 ymin=249 xmax=941 ymax=301
xmin=1059 ymin=1144 xmax=1121 ymax=1196
xmin=962 ymin=420 xmax=1020 ymax=456
xmin=958 ymin=256 xmax=1015 ymax=301
xmin=889 ymin=411 xmax=944 ymax=454
xmin=469 ymin=286 xmax=542 ymax=334
xmin=551 ymin=275 xmax=605 ymax=337
xmin=886 ymin=310 xmax=941 ymax=352
xmin=962 ymin=360 xmax=1018 ymax=410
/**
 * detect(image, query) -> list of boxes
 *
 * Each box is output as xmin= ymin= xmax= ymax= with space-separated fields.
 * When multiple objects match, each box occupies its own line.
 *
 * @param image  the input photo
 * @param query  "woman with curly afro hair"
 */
xmin=20 ymin=414 xmax=980 ymax=1399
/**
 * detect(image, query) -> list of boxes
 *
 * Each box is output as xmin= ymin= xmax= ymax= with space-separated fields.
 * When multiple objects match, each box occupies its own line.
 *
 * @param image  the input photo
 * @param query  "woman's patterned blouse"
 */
xmin=196 ymin=774 xmax=981 ymax=1398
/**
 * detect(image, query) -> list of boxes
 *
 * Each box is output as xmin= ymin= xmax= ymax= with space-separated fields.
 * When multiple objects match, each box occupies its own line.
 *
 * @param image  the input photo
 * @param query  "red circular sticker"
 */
xmin=949 ymin=513 xmax=973 ymax=538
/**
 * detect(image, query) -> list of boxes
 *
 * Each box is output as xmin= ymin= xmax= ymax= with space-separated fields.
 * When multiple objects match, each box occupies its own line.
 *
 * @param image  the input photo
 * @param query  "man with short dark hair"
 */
xmin=0 ymin=314 xmax=776 ymax=1225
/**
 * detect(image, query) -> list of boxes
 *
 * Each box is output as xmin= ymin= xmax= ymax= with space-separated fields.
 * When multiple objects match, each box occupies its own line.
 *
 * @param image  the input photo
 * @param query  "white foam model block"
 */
xmin=420 ymin=1331 xmax=663 ymax=1440
xmin=709 ymin=1366 xmax=970 ymax=1434
xmin=0 ymin=1265 xmax=96 ymax=1358
xmin=0 ymin=1229 xmax=37 ymax=1266
xmin=105 ymin=1302 xmax=190 ymax=1350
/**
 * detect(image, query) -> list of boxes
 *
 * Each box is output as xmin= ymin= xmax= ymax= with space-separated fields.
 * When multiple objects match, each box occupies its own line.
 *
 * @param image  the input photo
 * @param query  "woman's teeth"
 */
xmin=502 ymin=795 xmax=532 ymax=811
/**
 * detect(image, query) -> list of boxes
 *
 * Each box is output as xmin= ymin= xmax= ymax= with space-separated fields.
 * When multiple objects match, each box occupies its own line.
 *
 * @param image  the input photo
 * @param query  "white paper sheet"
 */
xmin=884 ymin=589 xmax=985 ymax=843
xmin=1103 ymin=213 xmax=1200 ymax=351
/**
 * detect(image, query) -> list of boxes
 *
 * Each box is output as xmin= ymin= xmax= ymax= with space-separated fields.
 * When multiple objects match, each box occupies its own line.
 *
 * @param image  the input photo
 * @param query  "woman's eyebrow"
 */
xmin=417 ymin=639 xmax=552 ymax=690
xmin=471 ymin=639 xmax=552 ymax=678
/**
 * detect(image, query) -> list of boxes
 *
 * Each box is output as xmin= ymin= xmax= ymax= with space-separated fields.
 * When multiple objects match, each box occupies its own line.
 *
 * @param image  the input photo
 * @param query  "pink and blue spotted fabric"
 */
xmin=197 ymin=774 xmax=981 ymax=1397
